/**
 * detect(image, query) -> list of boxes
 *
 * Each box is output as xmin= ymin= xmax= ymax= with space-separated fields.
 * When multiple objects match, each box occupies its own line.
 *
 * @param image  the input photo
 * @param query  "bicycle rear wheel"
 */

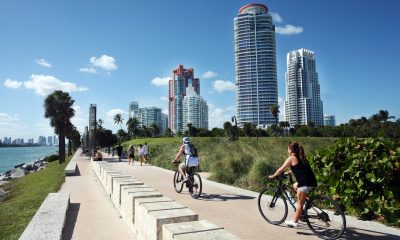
xmin=173 ymin=171 xmax=184 ymax=193
xmin=305 ymin=195 xmax=346 ymax=240
xmin=258 ymin=187 xmax=288 ymax=224
xmin=189 ymin=172 xmax=202 ymax=199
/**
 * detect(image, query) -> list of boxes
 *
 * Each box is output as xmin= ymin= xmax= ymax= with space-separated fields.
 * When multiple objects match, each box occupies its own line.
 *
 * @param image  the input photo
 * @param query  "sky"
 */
xmin=1 ymin=0 xmax=399 ymax=140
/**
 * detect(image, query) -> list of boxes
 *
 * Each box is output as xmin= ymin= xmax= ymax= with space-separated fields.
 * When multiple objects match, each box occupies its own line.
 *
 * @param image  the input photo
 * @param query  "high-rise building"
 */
xmin=53 ymin=135 xmax=58 ymax=145
xmin=183 ymin=85 xmax=208 ymax=131
xmin=129 ymin=101 xmax=139 ymax=119
xmin=284 ymin=49 xmax=324 ymax=126
xmin=161 ymin=113 xmax=168 ymax=135
xmin=324 ymin=115 xmax=336 ymax=126
xmin=38 ymin=136 xmax=46 ymax=145
xmin=168 ymin=65 xmax=200 ymax=133
xmin=234 ymin=3 xmax=278 ymax=127
xmin=138 ymin=107 xmax=162 ymax=135
xmin=89 ymin=104 xmax=97 ymax=148
xmin=28 ymin=139 xmax=34 ymax=144
xmin=47 ymin=136 xmax=53 ymax=145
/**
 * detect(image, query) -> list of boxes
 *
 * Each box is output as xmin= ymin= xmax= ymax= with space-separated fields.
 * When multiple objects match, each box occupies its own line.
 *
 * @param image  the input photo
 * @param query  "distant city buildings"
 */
xmin=168 ymin=65 xmax=205 ymax=133
xmin=234 ymin=3 xmax=278 ymax=128
xmin=183 ymin=85 xmax=208 ymax=131
xmin=324 ymin=115 xmax=336 ymax=126
xmin=284 ymin=49 xmax=324 ymax=126
xmin=47 ymin=136 xmax=53 ymax=145
xmin=138 ymin=107 xmax=162 ymax=135
xmin=129 ymin=101 xmax=139 ymax=119
xmin=38 ymin=136 xmax=47 ymax=145
xmin=161 ymin=113 xmax=168 ymax=135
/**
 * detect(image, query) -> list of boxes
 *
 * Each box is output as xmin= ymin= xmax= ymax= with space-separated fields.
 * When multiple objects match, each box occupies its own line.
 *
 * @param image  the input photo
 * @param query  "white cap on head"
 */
xmin=182 ymin=137 xmax=190 ymax=143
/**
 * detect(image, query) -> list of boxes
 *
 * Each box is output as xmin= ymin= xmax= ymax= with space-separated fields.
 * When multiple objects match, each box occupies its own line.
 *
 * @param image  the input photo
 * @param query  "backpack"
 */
xmin=184 ymin=143 xmax=198 ymax=157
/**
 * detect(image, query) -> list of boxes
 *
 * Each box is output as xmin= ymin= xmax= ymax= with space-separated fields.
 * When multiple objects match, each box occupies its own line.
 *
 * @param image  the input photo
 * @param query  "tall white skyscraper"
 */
xmin=284 ymin=49 xmax=324 ymax=126
xmin=183 ymin=85 xmax=208 ymax=131
xmin=234 ymin=3 xmax=278 ymax=127
xmin=129 ymin=101 xmax=139 ymax=119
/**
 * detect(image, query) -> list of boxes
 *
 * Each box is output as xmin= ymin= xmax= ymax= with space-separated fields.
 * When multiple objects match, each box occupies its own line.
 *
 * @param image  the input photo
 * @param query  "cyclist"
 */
xmin=172 ymin=137 xmax=193 ymax=182
xmin=268 ymin=141 xmax=317 ymax=228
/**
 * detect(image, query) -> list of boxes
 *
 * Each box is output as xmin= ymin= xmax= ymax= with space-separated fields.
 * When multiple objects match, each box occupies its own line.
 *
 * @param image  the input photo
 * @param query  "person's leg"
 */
xmin=178 ymin=163 xmax=186 ymax=179
xmin=293 ymin=190 xmax=308 ymax=223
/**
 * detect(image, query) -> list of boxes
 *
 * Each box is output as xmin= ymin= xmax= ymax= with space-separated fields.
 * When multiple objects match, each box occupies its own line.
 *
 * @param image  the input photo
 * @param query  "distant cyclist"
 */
xmin=268 ymin=141 xmax=317 ymax=228
xmin=172 ymin=137 xmax=196 ymax=182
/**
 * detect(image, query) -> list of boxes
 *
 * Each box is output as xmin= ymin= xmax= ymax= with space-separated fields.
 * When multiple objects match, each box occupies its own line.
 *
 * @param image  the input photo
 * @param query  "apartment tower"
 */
xmin=284 ymin=49 xmax=324 ymax=126
xmin=234 ymin=3 xmax=278 ymax=127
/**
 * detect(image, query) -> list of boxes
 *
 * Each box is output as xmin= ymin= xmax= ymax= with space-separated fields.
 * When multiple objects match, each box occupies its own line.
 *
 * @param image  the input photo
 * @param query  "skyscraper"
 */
xmin=89 ymin=104 xmax=97 ymax=148
xmin=129 ymin=101 xmax=139 ymax=119
xmin=284 ymin=49 xmax=324 ymax=126
xmin=138 ymin=107 xmax=162 ymax=133
xmin=234 ymin=3 xmax=278 ymax=127
xmin=168 ymin=65 xmax=200 ymax=133
xmin=183 ymin=85 xmax=208 ymax=131
xmin=324 ymin=115 xmax=336 ymax=126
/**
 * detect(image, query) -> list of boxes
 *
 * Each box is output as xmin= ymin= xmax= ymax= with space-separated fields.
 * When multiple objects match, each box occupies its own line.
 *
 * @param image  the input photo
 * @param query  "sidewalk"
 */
xmin=59 ymin=152 xmax=136 ymax=240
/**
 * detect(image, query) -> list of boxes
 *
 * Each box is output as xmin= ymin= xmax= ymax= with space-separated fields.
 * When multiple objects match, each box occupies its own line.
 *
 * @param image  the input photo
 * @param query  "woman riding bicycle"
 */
xmin=172 ymin=137 xmax=192 ymax=182
xmin=268 ymin=141 xmax=317 ymax=227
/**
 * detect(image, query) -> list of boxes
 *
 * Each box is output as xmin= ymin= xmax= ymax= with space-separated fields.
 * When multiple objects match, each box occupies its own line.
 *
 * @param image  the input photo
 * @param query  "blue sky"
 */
xmin=1 ymin=0 xmax=399 ymax=140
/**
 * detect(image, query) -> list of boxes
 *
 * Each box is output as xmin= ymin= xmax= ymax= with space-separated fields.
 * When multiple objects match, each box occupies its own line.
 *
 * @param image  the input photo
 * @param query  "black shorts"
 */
xmin=129 ymin=154 xmax=134 ymax=158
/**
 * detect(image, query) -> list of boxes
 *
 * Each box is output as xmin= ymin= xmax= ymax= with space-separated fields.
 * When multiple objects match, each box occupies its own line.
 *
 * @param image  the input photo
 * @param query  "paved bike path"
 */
xmin=107 ymin=159 xmax=400 ymax=240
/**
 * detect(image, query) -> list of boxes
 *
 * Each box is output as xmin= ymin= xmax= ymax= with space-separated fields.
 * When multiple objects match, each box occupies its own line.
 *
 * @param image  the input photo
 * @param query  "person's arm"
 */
xmin=174 ymin=145 xmax=185 ymax=162
xmin=269 ymin=157 xmax=293 ymax=179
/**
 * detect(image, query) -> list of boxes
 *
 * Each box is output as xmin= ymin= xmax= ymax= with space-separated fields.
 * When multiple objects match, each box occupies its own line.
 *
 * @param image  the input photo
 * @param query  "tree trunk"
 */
xmin=59 ymin=131 xmax=66 ymax=163
xmin=68 ymin=139 xmax=72 ymax=156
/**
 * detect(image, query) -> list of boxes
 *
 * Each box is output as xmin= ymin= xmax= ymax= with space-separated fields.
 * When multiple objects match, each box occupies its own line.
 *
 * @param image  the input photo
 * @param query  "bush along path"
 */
xmin=310 ymin=138 xmax=400 ymax=227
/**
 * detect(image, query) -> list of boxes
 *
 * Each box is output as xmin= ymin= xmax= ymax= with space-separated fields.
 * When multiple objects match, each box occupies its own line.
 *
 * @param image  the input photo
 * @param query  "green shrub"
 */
xmin=43 ymin=154 xmax=58 ymax=162
xmin=310 ymin=138 xmax=400 ymax=226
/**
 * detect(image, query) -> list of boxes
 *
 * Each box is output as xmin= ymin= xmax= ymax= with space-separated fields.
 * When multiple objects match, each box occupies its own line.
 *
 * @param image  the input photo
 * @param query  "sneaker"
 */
xmin=182 ymin=177 xmax=188 ymax=183
xmin=285 ymin=220 xmax=298 ymax=228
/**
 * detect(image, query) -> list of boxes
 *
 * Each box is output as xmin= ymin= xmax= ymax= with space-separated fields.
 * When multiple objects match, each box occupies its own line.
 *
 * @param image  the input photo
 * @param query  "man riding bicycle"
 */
xmin=172 ymin=137 xmax=195 ymax=182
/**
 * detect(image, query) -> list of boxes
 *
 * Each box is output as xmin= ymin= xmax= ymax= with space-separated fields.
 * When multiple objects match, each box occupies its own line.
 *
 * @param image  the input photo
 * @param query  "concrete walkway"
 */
xmin=59 ymin=151 xmax=400 ymax=240
xmin=59 ymin=152 xmax=136 ymax=240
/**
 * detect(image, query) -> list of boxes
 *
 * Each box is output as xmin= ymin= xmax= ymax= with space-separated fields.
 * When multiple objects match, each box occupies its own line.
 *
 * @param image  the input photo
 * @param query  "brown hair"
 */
xmin=288 ymin=142 xmax=309 ymax=166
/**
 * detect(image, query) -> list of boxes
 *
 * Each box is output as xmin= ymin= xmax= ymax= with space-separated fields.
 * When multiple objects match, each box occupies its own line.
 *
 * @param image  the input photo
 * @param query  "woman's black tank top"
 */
xmin=290 ymin=158 xmax=317 ymax=188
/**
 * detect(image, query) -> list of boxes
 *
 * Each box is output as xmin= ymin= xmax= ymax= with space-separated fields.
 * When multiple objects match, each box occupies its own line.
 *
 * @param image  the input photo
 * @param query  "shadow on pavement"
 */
xmin=340 ymin=227 xmax=400 ymax=239
xmin=62 ymin=203 xmax=80 ymax=240
xmin=199 ymin=192 xmax=255 ymax=201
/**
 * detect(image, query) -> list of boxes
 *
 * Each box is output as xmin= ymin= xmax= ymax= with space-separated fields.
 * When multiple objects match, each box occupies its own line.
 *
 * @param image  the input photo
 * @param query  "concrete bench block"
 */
xmin=111 ymin=179 xmax=144 ymax=206
xmin=121 ymin=190 xmax=162 ymax=226
xmin=65 ymin=160 xmax=77 ymax=175
xmin=19 ymin=192 xmax=70 ymax=240
xmin=162 ymin=220 xmax=240 ymax=240
xmin=138 ymin=208 xmax=198 ymax=240
xmin=106 ymin=174 xmax=132 ymax=195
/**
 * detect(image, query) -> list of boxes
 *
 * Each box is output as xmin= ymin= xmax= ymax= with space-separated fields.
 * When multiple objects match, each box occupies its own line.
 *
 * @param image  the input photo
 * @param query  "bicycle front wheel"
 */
xmin=173 ymin=171 xmax=184 ymax=193
xmin=258 ymin=187 xmax=288 ymax=225
xmin=305 ymin=195 xmax=346 ymax=240
xmin=189 ymin=172 xmax=202 ymax=199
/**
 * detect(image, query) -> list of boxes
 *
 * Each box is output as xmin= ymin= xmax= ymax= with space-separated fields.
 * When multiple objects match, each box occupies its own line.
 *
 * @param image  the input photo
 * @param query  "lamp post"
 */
xmin=231 ymin=116 xmax=239 ymax=141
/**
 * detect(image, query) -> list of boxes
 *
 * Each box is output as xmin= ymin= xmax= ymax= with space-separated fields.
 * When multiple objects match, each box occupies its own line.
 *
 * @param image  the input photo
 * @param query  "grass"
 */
xmin=0 ymin=154 xmax=72 ymax=240
xmin=122 ymin=137 xmax=336 ymax=191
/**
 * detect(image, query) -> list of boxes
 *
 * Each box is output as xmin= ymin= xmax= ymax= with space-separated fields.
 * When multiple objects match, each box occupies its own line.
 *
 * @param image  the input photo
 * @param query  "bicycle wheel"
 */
xmin=305 ymin=195 xmax=346 ymax=240
xmin=173 ymin=171 xmax=184 ymax=193
xmin=189 ymin=172 xmax=202 ymax=199
xmin=258 ymin=187 xmax=288 ymax=224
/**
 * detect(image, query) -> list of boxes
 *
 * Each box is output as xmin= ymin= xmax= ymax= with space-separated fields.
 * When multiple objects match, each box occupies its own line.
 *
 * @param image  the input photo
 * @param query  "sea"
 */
xmin=0 ymin=146 xmax=58 ymax=174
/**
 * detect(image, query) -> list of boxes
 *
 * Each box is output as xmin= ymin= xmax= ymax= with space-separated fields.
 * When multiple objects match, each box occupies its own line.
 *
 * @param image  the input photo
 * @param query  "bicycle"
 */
xmin=258 ymin=173 xmax=346 ymax=240
xmin=172 ymin=161 xmax=202 ymax=199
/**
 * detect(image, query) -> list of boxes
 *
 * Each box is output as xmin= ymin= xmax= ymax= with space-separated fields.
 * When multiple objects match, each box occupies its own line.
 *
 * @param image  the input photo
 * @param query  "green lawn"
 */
xmin=0 ymin=155 xmax=71 ymax=240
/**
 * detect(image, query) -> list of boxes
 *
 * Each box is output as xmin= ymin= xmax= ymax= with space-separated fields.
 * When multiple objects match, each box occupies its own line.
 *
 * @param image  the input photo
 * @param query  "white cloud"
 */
xmin=4 ymin=79 xmax=23 ymax=89
xmin=90 ymin=55 xmax=117 ymax=71
xmin=0 ymin=113 xmax=29 ymax=138
xmin=35 ymin=59 xmax=52 ymax=68
xmin=270 ymin=12 xmax=283 ymax=23
xmin=151 ymin=77 xmax=170 ymax=87
xmin=79 ymin=66 xmax=97 ymax=74
xmin=208 ymin=104 xmax=236 ymax=129
xmin=70 ymin=106 xmax=88 ymax=133
xmin=212 ymin=80 xmax=236 ymax=93
xmin=202 ymin=71 xmax=217 ymax=79
xmin=160 ymin=96 xmax=168 ymax=101
xmin=23 ymin=74 xmax=88 ymax=96
xmin=276 ymin=25 xmax=304 ymax=35
xmin=278 ymin=96 xmax=285 ymax=121
xmin=162 ymin=109 xmax=168 ymax=115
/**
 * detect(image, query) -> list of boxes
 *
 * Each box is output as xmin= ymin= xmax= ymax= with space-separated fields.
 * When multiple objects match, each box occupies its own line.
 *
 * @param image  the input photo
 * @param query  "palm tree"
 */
xmin=150 ymin=123 xmax=161 ymax=137
xmin=97 ymin=119 xmax=104 ymax=129
xmin=223 ymin=121 xmax=233 ymax=139
xmin=113 ymin=113 xmax=124 ymax=129
xmin=270 ymin=104 xmax=280 ymax=139
xmin=44 ymin=90 xmax=75 ymax=163
xmin=126 ymin=117 xmax=140 ymax=139
xmin=243 ymin=122 xmax=252 ymax=139
xmin=187 ymin=123 xmax=193 ymax=137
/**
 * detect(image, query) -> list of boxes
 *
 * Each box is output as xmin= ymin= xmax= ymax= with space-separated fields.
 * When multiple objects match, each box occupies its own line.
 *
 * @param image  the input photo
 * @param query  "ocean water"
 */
xmin=0 ymin=146 xmax=58 ymax=174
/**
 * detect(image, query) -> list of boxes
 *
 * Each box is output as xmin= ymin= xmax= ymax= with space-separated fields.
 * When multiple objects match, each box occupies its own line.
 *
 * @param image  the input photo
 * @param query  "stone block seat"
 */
xmin=19 ymin=192 xmax=70 ymax=240
xmin=64 ymin=159 xmax=77 ymax=175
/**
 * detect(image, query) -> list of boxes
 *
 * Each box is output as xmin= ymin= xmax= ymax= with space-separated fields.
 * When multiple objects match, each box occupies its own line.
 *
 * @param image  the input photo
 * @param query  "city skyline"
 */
xmin=1 ymin=0 xmax=399 ymax=139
